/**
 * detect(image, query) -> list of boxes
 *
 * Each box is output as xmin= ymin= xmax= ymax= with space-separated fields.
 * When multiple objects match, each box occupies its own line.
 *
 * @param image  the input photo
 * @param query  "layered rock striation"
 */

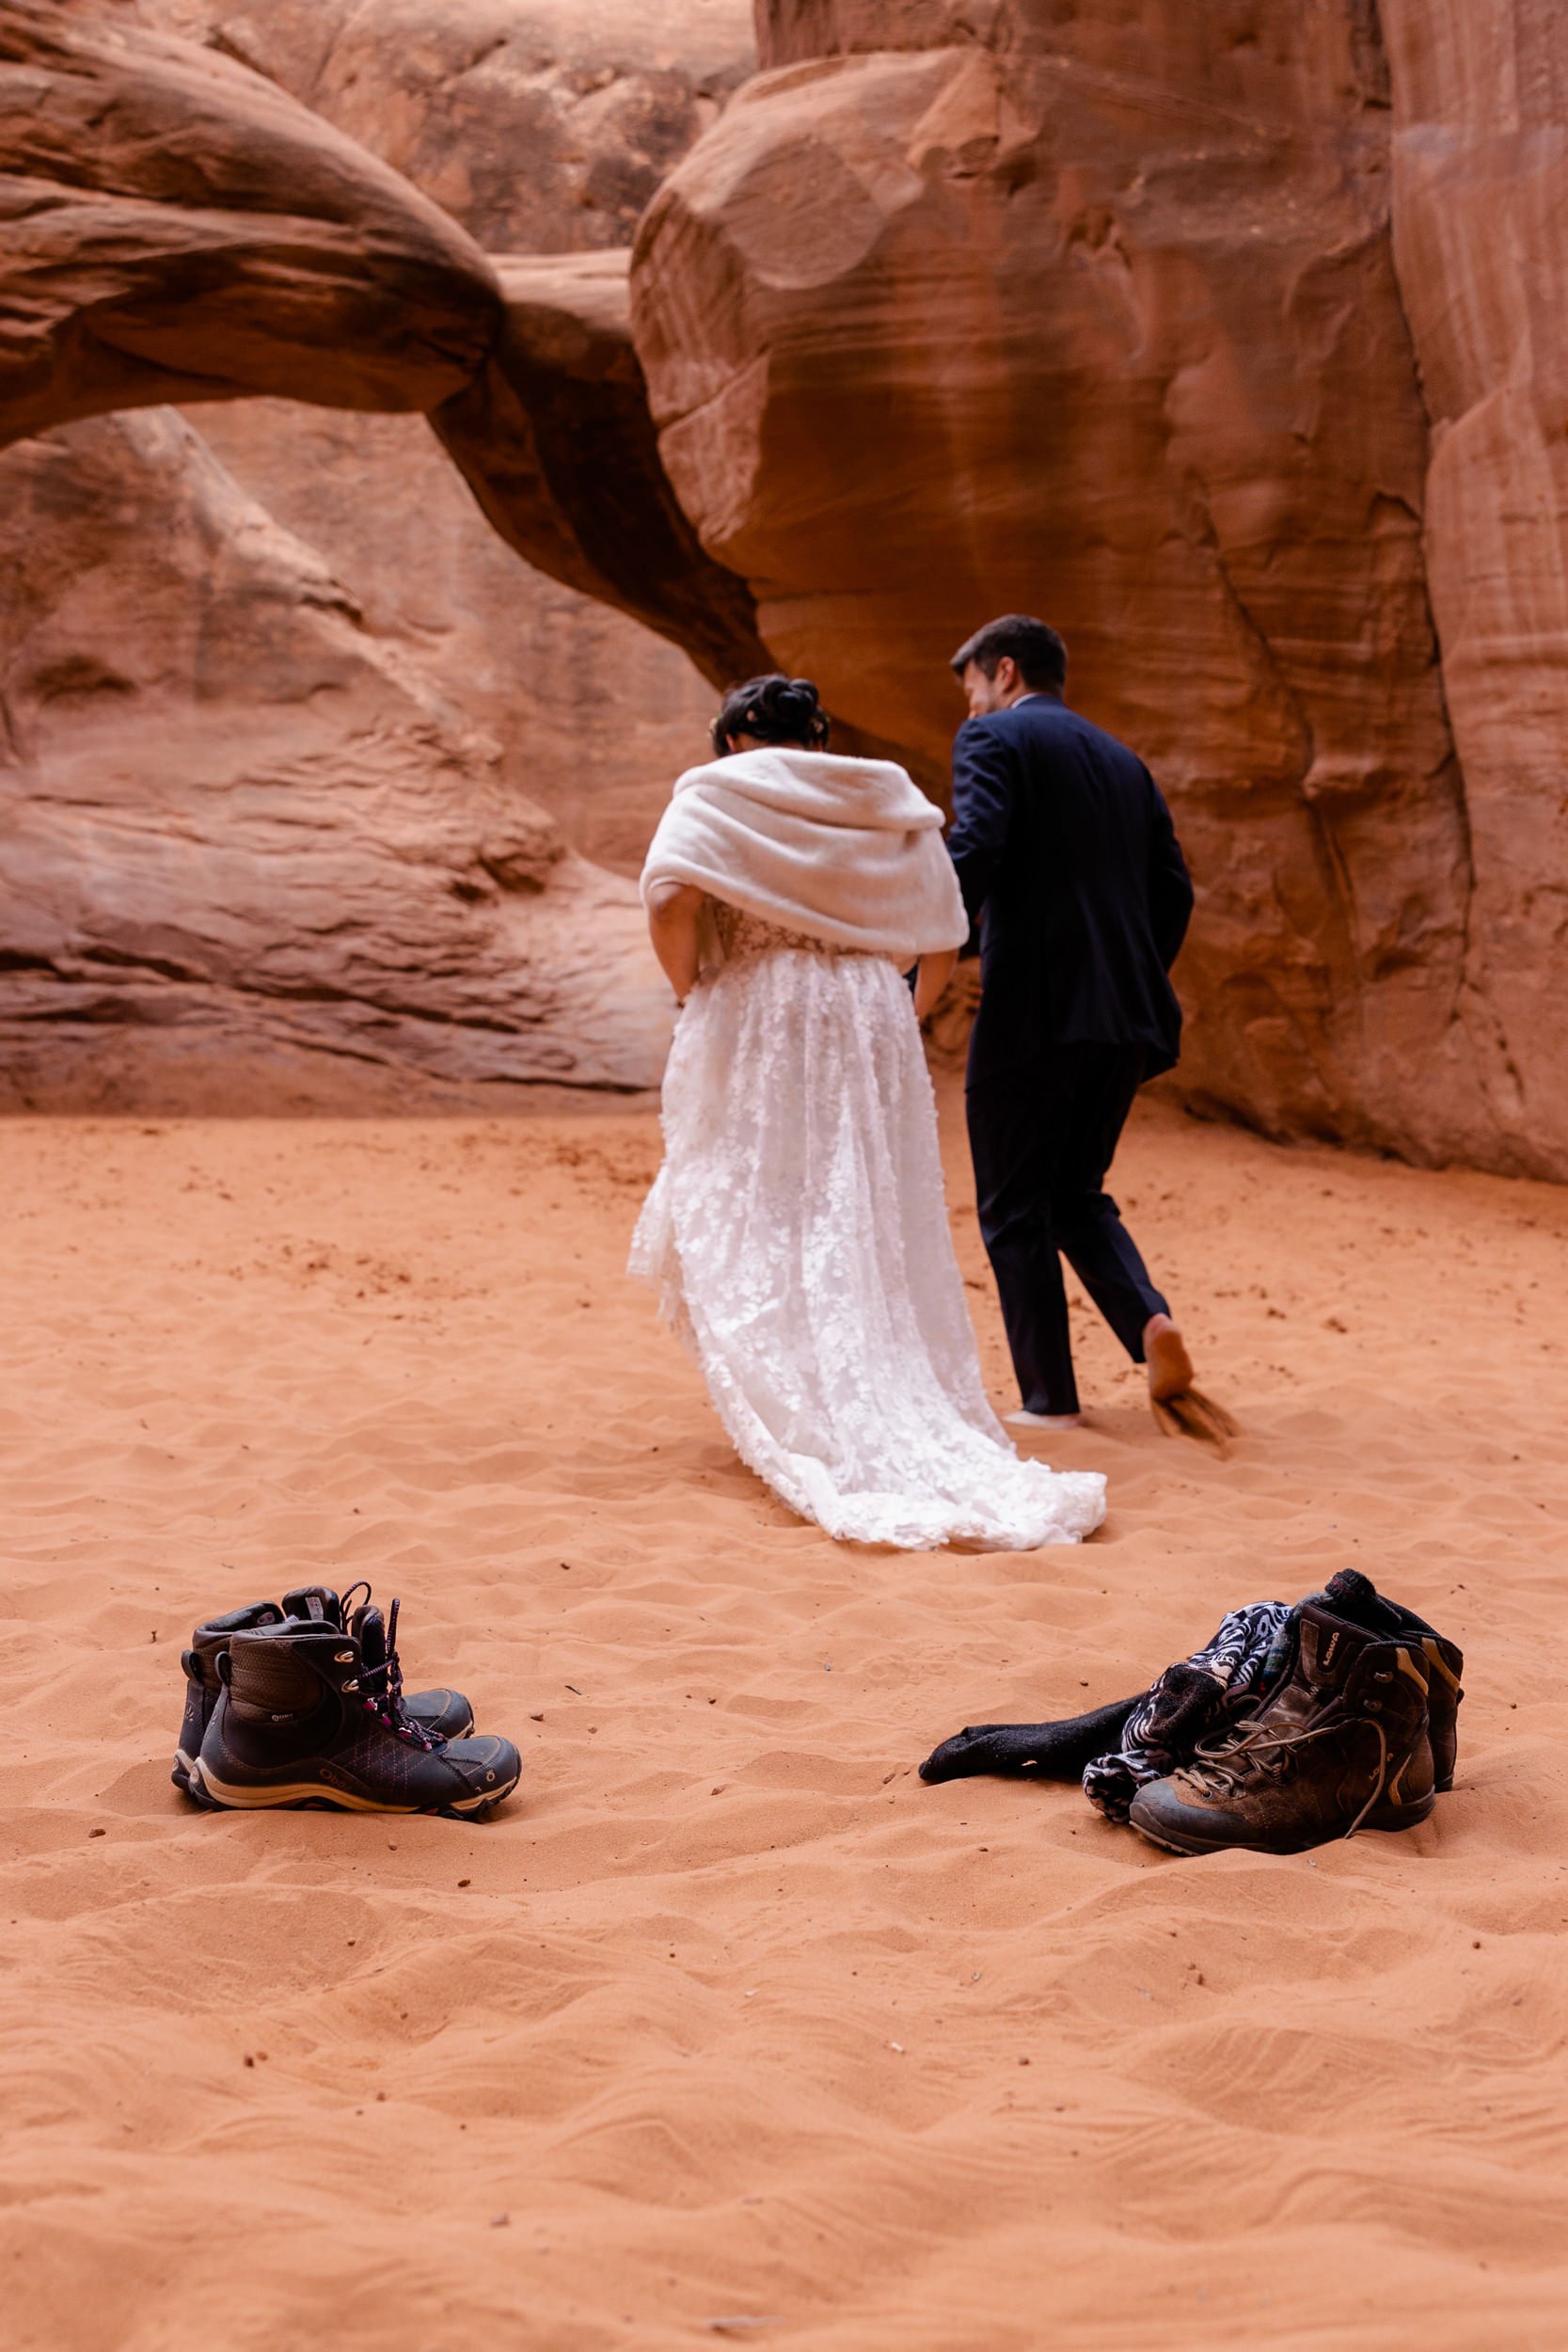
xmin=0 ymin=410 xmax=673 ymax=1112
xmin=1380 ymin=1 xmax=1568 ymax=1174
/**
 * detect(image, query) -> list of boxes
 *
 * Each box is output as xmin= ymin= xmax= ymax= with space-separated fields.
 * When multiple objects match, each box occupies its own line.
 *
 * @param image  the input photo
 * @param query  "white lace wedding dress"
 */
xmin=630 ymin=907 xmax=1106 ymax=1550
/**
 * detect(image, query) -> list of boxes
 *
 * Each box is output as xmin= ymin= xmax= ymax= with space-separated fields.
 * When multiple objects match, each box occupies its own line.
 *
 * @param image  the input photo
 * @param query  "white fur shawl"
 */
xmin=640 ymin=748 xmax=967 ymax=963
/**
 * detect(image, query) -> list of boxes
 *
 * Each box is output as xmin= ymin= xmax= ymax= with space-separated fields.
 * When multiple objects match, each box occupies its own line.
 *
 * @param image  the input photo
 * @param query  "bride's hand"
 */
xmin=912 ymin=948 xmax=958 ymax=1023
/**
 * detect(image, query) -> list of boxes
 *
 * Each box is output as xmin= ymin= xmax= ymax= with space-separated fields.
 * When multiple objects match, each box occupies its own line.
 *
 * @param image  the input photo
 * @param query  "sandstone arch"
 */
xmin=0 ymin=0 xmax=764 ymax=1107
xmin=0 ymin=4 xmax=499 ymax=434
xmin=0 ymin=0 xmax=770 ymax=690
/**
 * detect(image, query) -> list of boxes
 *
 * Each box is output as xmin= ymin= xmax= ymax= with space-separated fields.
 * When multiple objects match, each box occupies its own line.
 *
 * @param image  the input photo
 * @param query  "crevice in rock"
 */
xmin=1367 ymin=0 xmax=1484 ymax=1041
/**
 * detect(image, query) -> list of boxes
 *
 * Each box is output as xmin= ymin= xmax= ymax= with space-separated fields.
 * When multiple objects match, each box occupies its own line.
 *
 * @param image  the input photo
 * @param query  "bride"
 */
xmin=629 ymin=675 xmax=1106 ymax=1551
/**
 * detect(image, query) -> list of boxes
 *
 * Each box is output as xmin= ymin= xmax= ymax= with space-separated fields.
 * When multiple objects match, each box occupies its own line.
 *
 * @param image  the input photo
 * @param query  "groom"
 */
xmin=945 ymin=614 xmax=1197 ymax=1429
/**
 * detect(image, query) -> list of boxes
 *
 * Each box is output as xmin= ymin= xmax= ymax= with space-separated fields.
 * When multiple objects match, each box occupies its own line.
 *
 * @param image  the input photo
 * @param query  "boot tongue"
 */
xmin=1295 ymin=1602 xmax=1364 ymax=1693
xmin=1255 ymin=1602 xmax=1362 ymax=1735
xmin=351 ymin=1601 xmax=388 ymax=1680
xmin=283 ymin=1584 xmax=343 ymax=1628
xmin=343 ymin=1600 xmax=424 ymax=1740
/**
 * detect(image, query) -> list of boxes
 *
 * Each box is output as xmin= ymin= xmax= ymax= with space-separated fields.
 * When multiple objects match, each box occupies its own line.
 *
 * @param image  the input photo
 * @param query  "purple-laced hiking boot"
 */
xmin=187 ymin=1603 xmax=516 ymax=1817
xmin=173 ymin=1581 xmax=472 ymax=1796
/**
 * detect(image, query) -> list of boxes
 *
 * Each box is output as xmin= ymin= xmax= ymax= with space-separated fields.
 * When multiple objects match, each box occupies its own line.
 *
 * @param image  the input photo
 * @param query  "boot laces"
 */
xmin=356 ymin=1596 xmax=445 ymax=1754
xmin=1186 ymin=1711 xmax=1394 ymax=1838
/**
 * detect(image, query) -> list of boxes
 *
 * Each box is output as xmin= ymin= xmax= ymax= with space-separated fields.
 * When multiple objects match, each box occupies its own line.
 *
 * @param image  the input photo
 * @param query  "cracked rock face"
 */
xmin=632 ymin=0 xmax=1568 ymax=1171
xmin=0 ymin=411 xmax=673 ymax=1112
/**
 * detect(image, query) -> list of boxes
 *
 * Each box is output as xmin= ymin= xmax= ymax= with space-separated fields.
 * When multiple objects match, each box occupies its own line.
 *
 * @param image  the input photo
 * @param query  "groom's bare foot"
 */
xmin=1006 ymin=1407 xmax=1084 ymax=1432
xmin=1144 ymin=1312 xmax=1194 ymax=1404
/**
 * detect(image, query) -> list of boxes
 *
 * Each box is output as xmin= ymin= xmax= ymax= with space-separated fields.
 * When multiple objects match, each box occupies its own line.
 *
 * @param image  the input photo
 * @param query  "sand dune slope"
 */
xmin=1 ymin=1091 xmax=1564 ymax=2349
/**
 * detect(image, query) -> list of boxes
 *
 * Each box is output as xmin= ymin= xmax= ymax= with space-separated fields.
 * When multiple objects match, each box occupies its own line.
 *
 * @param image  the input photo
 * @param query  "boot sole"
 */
xmin=1129 ymin=1821 xmax=1357 ymax=1857
xmin=188 ymin=1759 xmax=516 ymax=1819
xmin=1132 ymin=1820 xmax=1225 ymax=1857
xmin=1131 ymin=1791 xmax=1436 ymax=1857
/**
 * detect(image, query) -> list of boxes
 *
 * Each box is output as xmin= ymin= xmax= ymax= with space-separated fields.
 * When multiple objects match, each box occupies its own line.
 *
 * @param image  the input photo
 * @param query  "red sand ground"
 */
xmin=2 ymin=1088 xmax=1565 ymax=2349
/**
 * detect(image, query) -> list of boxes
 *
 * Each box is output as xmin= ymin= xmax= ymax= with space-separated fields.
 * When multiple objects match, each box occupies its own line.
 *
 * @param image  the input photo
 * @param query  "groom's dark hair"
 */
xmin=950 ymin=615 xmax=1067 ymax=691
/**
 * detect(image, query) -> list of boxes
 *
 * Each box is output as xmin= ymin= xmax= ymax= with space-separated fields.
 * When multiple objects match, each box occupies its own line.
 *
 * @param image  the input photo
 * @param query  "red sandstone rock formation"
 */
xmin=0 ymin=1 xmax=766 ymax=683
xmin=142 ymin=0 xmax=755 ymax=258
xmin=0 ymin=410 xmax=673 ymax=1112
xmin=120 ymin=0 xmax=765 ymax=862
xmin=631 ymin=1 xmax=1516 ymax=1167
xmin=0 ymin=0 xmax=755 ymax=1102
xmin=0 ymin=2 xmax=500 ymax=439
xmin=432 ymin=251 xmax=771 ymax=691
xmin=7 ymin=0 xmax=1568 ymax=1164
xmin=191 ymin=397 xmax=717 ymax=877
xmin=85 ymin=0 xmax=769 ymax=669
xmin=1381 ymin=0 xmax=1568 ymax=1177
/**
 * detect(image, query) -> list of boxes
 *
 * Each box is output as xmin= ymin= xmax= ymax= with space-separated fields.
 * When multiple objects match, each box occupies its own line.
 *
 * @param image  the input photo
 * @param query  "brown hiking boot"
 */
xmin=1128 ymin=1599 xmax=1433 ymax=1856
xmin=1310 ymin=1569 xmax=1464 ymax=1792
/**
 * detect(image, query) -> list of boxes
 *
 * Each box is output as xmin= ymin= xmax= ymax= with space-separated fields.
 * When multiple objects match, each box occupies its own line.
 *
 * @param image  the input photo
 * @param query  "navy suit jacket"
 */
xmin=947 ymin=694 xmax=1193 ymax=1086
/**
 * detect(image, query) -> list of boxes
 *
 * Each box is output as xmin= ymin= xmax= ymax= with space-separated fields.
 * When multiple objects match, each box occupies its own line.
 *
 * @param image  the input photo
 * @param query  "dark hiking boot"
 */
xmin=1128 ymin=1599 xmax=1433 ymax=1857
xmin=174 ymin=1600 xmax=286 ymax=1795
xmin=286 ymin=1585 xmax=474 ymax=1745
xmin=1311 ymin=1569 xmax=1464 ymax=1791
xmin=189 ymin=1614 xmax=519 ymax=1817
xmin=173 ymin=1582 xmax=473 ymax=1796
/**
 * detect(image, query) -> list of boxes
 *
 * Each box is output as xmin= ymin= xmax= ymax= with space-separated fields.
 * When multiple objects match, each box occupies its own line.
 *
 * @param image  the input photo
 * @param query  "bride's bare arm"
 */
xmin=912 ymin=948 xmax=958 ymax=1023
xmin=646 ymin=881 xmax=706 ymax=1002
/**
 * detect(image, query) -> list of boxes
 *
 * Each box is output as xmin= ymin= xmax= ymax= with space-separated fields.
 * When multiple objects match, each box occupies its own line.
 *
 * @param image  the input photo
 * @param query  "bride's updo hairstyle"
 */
xmin=711 ymin=673 xmax=831 ymax=756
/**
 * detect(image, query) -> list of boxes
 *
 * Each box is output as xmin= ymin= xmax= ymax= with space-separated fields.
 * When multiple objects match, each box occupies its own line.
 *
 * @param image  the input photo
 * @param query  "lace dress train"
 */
xmin=630 ymin=911 xmax=1106 ymax=1550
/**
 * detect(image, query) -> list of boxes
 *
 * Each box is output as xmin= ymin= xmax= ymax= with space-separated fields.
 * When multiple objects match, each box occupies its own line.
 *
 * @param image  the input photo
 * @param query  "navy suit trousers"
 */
xmin=966 ymin=1045 xmax=1168 ymax=1416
